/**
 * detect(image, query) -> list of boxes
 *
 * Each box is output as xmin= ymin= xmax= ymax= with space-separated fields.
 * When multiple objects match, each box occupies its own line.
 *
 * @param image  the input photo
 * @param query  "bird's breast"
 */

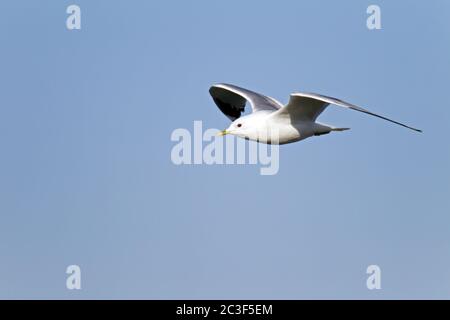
xmin=250 ymin=120 xmax=309 ymax=145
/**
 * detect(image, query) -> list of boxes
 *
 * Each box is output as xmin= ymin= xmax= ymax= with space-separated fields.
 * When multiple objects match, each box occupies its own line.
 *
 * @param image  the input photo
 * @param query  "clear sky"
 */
xmin=0 ymin=0 xmax=449 ymax=299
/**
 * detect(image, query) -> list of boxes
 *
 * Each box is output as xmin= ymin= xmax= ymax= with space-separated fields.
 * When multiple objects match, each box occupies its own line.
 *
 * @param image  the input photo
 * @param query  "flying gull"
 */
xmin=209 ymin=83 xmax=421 ymax=145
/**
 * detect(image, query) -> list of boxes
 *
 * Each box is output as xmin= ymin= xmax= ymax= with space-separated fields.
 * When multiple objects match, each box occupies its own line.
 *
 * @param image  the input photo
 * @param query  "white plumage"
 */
xmin=209 ymin=83 xmax=421 ymax=145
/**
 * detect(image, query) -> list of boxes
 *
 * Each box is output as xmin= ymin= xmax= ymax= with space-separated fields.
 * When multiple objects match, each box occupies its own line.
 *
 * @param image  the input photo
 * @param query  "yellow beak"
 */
xmin=217 ymin=129 xmax=229 ymax=136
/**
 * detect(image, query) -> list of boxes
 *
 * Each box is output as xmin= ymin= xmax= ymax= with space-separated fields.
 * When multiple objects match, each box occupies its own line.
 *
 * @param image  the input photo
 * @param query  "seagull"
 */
xmin=209 ymin=83 xmax=421 ymax=145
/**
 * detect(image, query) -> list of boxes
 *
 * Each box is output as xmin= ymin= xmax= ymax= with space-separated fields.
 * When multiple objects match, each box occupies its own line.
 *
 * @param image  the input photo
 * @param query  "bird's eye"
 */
xmin=237 ymin=123 xmax=242 ymax=128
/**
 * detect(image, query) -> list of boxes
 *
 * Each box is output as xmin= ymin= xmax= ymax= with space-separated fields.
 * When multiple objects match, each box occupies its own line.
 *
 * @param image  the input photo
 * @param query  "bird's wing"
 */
xmin=209 ymin=83 xmax=283 ymax=121
xmin=270 ymin=92 xmax=422 ymax=132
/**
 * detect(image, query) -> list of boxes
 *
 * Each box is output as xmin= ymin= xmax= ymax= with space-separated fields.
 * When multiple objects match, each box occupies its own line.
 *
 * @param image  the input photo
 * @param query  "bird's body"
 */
xmin=232 ymin=112 xmax=339 ymax=144
xmin=209 ymin=83 xmax=421 ymax=145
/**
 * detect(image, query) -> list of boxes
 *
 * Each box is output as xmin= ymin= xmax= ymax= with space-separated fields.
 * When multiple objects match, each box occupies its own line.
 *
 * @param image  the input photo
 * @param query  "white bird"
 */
xmin=209 ymin=83 xmax=421 ymax=145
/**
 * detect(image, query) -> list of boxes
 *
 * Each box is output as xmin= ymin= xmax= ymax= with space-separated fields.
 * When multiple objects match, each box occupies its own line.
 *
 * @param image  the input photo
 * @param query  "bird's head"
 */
xmin=217 ymin=116 xmax=254 ymax=139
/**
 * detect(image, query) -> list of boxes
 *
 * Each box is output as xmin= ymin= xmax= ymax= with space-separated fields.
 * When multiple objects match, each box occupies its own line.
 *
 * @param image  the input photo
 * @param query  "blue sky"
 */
xmin=0 ymin=0 xmax=449 ymax=299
